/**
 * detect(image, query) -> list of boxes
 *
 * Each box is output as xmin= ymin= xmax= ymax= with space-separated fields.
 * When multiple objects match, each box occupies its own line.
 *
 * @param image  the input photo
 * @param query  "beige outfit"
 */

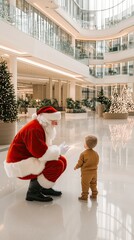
xmin=75 ymin=149 xmax=99 ymax=199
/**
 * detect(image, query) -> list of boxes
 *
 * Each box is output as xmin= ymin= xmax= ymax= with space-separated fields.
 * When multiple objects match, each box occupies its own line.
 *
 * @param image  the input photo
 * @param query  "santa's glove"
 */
xmin=59 ymin=142 xmax=70 ymax=155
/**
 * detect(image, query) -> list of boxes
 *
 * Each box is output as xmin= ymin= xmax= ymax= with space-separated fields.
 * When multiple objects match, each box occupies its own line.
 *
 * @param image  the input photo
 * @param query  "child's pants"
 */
xmin=81 ymin=171 xmax=98 ymax=199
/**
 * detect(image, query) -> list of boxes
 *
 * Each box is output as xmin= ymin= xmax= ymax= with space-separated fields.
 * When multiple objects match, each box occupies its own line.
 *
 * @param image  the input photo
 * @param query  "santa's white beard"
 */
xmin=44 ymin=124 xmax=56 ymax=145
xmin=37 ymin=115 xmax=56 ymax=145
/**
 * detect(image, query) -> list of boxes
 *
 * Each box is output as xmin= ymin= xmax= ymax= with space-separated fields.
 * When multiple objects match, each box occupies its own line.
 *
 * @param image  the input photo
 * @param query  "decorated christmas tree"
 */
xmin=0 ymin=60 xmax=18 ymax=122
xmin=109 ymin=87 xmax=127 ymax=113
xmin=121 ymin=86 xmax=134 ymax=112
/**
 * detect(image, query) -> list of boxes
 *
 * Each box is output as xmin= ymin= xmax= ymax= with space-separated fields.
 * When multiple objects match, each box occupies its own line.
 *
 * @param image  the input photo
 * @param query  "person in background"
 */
xmin=4 ymin=106 xmax=69 ymax=202
xmin=74 ymin=135 xmax=99 ymax=201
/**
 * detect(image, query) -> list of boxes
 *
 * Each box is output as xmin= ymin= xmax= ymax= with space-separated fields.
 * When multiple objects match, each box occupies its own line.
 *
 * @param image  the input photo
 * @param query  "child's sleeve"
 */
xmin=74 ymin=153 xmax=84 ymax=169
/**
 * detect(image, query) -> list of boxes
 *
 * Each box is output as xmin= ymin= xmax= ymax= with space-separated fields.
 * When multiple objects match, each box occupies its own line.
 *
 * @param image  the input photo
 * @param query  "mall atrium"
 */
xmin=0 ymin=1 xmax=134 ymax=240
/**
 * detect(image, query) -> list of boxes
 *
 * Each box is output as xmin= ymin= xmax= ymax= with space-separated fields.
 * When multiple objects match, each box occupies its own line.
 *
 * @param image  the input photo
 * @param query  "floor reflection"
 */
xmin=1 ymin=114 xmax=134 ymax=240
xmin=2 ymin=201 xmax=64 ymax=240
xmin=109 ymin=118 xmax=134 ymax=151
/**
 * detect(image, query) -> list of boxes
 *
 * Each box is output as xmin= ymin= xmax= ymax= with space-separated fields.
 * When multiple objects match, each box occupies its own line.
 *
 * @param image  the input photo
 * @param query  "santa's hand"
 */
xmin=59 ymin=142 xmax=70 ymax=155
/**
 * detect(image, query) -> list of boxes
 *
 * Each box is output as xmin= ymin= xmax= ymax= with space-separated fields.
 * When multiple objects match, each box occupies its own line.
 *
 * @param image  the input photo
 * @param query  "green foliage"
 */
xmin=0 ymin=60 xmax=18 ymax=122
xmin=81 ymin=98 xmax=91 ymax=108
xmin=66 ymin=98 xmax=75 ymax=109
xmin=51 ymin=98 xmax=59 ymax=109
xmin=66 ymin=98 xmax=86 ymax=113
xmin=17 ymin=98 xmax=29 ymax=108
xmin=74 ymin=100 xmax=81 ymax=109
xmin=96 ymin=87 xmax=111 ymax=112
xmin=89 ymin=97 xmax=96 ymax=111
xmin=28 ymin=99 xmax=37 ymax=108
xmin=37 ymin=98 xmax=63 ymax=111
xmin=37 ymin=98 xmax=52 ymax=110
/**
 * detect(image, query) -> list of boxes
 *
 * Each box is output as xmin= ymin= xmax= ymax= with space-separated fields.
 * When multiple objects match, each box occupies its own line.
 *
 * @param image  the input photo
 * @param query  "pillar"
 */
xmin=54 ymin=80 xmax=61 ymax=106
xmin=46 ymin=78 xmax=53 ymax=99
xmin=76 ymin=85 xmax=82 ymax=101
xmin=69 ymin=80 xmax=76 ymax=100
xmin=62 ymin=83 xmax=68 ymax=108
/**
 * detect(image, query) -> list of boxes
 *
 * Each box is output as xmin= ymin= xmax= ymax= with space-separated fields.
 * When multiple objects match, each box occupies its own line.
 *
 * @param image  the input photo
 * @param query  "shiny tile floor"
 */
xmin=0 ymin=113 xmax=134 ymax=240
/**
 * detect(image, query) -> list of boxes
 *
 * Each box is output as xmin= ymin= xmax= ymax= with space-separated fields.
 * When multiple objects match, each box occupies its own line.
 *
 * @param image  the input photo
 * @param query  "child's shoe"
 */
xmin=78 ymin=196 xmax=88 ymax=201
xmin=90 ymin=195 xmax=97 ymax=200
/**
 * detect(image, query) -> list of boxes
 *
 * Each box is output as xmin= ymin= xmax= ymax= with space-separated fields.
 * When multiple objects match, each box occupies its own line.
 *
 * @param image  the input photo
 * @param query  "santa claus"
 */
xmin=4 ymin=106 xmax=69 ymax=202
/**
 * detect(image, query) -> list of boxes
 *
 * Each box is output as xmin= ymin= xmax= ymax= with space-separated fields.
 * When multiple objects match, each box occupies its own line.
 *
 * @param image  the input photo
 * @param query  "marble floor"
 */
xmin=0 ymin=112 xmax=134 ymax=240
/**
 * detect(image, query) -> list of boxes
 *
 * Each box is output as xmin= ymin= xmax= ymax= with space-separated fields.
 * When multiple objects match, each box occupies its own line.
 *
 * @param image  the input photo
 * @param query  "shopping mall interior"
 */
xmin=0 ymin=0 xmax=134 ymax=239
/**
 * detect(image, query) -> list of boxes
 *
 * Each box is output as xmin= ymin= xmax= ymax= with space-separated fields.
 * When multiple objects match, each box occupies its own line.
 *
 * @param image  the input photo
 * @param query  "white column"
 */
xmin=46 ymin=78 xmax=52 ymax=99
xmin=69 ymin=80 xmax=76 ymax=100
xmin=76 ymin=85 xmax=82 ymax=101
xmin=62 ymin=83 xmax=68 ymax=108
xmin=66 ymin=81 xmax=70 ymax=98
xmin=54 ymin=80 xmax=61 ymax=106
xmin=9 ymin=56 xmax=17 ymax=98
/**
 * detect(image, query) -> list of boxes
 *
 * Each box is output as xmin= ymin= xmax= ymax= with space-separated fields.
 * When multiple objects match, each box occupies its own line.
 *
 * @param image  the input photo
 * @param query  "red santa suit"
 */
xmin=4 ymin=106 xmax=67 ymax=189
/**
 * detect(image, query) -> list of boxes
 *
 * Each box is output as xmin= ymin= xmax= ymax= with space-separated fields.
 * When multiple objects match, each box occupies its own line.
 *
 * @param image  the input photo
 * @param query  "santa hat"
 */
xmin=32 ymin=106 xmax=61 ymax=121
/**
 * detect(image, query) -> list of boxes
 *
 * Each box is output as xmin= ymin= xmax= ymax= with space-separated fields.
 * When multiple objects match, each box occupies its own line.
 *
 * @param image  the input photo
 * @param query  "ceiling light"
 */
xmin=0 ymin=45 xmax=27 ymax=55
xmin=17 ymin=57 xmax=81 ymax=79
xmin=75 ymin=77 xmax=85 ymax=82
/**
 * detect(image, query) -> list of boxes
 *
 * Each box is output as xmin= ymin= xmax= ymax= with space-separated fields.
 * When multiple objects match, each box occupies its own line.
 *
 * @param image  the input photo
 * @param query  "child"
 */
xmin=74 ymin=135 xmax=99 ymax=201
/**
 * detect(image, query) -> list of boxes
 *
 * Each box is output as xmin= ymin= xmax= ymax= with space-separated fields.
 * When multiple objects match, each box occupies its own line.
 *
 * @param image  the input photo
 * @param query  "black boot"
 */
xmin=26 ymin=179 xmax=53 ymax=202
xmin=40 ymin=188 xmax=62 ymax=196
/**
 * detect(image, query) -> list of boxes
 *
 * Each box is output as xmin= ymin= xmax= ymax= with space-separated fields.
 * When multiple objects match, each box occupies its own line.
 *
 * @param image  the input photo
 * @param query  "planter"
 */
xmin=97 ymin=104 xmax=105 ymax=117
xmin=27 ymin=107 xmax=36 ymax=117
xmin=65 ymin=108 xmax=74 ymax=113
xmin=103 ymin=112 xmax=128 ymax=119
xmin=65 ymin=113 xmax=88 ymax=119
xmin=128 ymin=111 xmax=134 ymax=116
xmin=0 ymin=122 xmax=17 ymax=145
xmin=19 ymin=107 xmax=27 ymax=114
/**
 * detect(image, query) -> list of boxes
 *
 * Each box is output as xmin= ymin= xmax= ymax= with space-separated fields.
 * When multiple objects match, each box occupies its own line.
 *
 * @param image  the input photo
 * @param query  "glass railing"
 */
xmin=0 ymin=0 xmax=74 ymax=58
xmin=58 ymin=0 xmax=134 ymax=30
xmin=89 ymin=61 xmax=134 ymax=78
xmin=0 ymin=0 xmax=134 ymax=77
xmin=107 ymin=42 xmax=134 ymax=53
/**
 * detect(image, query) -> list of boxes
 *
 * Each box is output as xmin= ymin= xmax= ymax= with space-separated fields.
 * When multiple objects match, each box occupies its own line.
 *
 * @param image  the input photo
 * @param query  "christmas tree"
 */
xmin=121 ymin=86 xmax=134 ymax=112
xmin=109 ymin=87 xmax=127 ymax=113
xmin=0 ymin=60 xmax=18 ymax=122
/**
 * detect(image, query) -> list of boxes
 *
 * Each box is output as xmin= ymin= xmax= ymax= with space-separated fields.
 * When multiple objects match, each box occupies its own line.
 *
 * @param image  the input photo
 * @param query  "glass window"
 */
xmin=129 ymin=61 xmax=134 ymax=76
xmin=122 ymin=62 xmax=128 ymax=74
xmin=122 ymin=35 xmax=128 ymax=50
xmin=129 ymin=32 xmax=134 ymax=48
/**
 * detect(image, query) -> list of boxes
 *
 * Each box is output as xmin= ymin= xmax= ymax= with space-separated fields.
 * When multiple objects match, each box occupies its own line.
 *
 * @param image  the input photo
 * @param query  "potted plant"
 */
xmin=37 ymin=98 xmax=52 ymax=111
xmin=66 ymin=98 xmax=74 ymax=112
xmin=27 ymin=99 xmax=37 ymax=116
xmin=0 ymin=60 xmax=18 ymax=144
xmin=17 ymin=98 xmax=29 ymax=114
xmin=65 ymin=98 xmax=87 ymax=119
xmin=96 ymin=88 xmax=111 ymax=117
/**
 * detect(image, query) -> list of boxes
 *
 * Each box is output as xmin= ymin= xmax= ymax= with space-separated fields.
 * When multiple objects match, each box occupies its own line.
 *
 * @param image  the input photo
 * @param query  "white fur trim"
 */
xmin=39 ymin=145 xmax=60 ymax=162
xmin=4 ymin=157 xmax=45 ymax=178
xmin=39 ymin=112 xmax=61 ymax=121
xmin=37 ymin=174 xmax=54 ymax=188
